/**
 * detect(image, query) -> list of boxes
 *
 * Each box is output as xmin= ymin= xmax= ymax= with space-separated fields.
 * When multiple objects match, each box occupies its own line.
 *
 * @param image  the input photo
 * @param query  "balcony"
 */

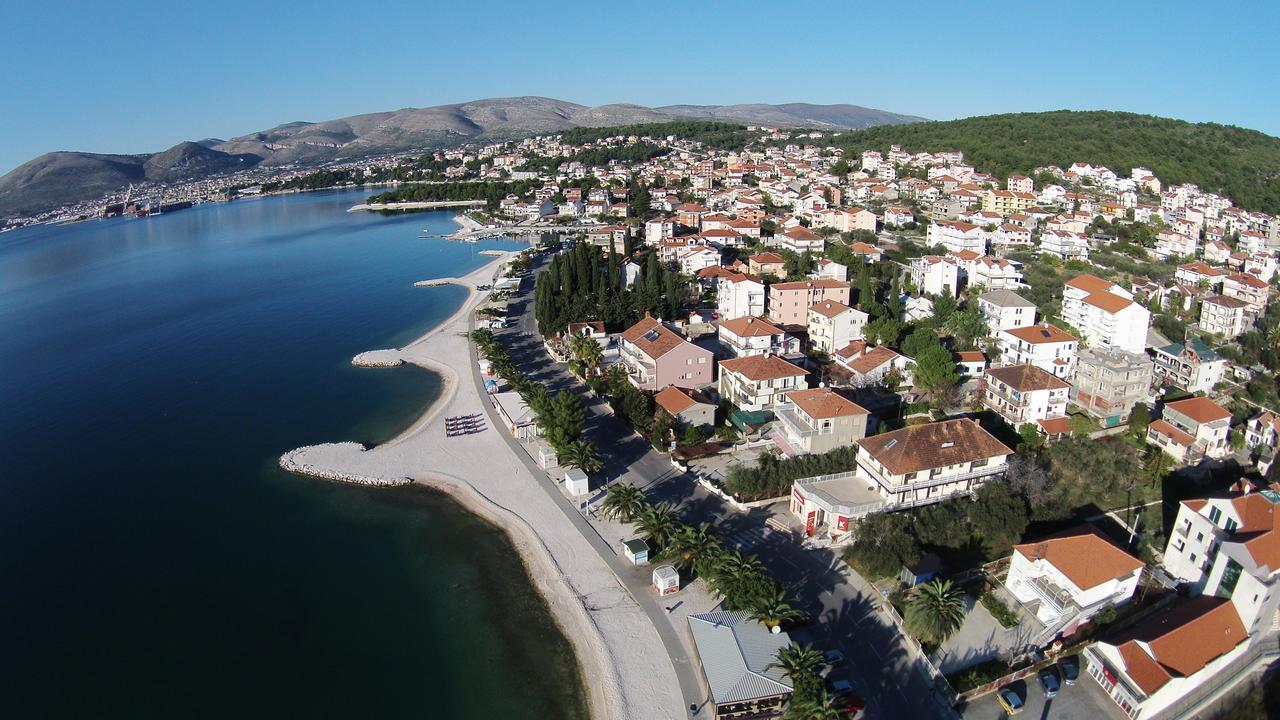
xmin=775 ymin=404 xmax=819 ymax=440
xmin=859 ymin=459 xmax=1003 ymax=494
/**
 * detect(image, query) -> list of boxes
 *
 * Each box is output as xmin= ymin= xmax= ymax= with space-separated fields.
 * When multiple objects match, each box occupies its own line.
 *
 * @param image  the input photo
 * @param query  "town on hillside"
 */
xmin=452 ymin=124 xmax=1280 ymax=720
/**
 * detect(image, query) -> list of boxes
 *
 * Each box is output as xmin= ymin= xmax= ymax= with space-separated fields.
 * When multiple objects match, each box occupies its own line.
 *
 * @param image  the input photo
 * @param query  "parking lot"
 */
xmin=959 ymin=669 xmax=1124 ymax=720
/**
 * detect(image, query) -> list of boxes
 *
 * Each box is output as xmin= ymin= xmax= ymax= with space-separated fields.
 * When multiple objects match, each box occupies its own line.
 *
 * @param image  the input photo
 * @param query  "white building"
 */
xmin=717 ymin=316 xmax=794 ymax=359
xmin=927 ymin=219 xmax=986 ymax=254
xmin=998 ymin=323 xmax=1079 ymax=379
xmin=806 ymin=301 xmax=867 ymax=354
xmin=1006 ymin=525 xmax=1143 ymax=631
xmin=977 ymin=290 xmax=1037 ymax=332
xmin=717 ymin=273 xmax=767 ymax=321
xmin=1199 ymin=294 xmax=1251 ymax=339
xmin=1039 ymin=229 xmax=1090 ymax=261
xmin=1061 ymin=274 xmax=1150 ymax=355
xmin=718 ymin=355 xmax=808 ymax=413
xmin=853 ymin=419 xmax=1012 ymax=508
xmin=982 ymin=364 xmax=1070 ymax=430
xmin=909 ymin=255 xmax=961 ymax=297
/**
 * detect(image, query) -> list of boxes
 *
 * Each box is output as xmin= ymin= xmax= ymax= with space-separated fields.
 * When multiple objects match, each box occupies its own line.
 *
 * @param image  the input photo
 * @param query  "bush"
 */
xmin=947 ymin=658 xmax=1017 ymax=694
xmin=979 ymin=591 xmax=1020 ymax=629
xmin=723 ymin=446 xmax=860 ymax=501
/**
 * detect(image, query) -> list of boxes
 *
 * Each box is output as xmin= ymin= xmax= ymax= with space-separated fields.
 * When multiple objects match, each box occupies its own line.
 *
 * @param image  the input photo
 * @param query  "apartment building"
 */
xmin=1005 ymin=525 xmax=1143 ymax=630
xmin=983 ymin=364 xmax=1070 ymax=430
xmin=909 ymin=255 xmax=962 ymax=297
xmin=1061 ymin=274 xmax=1150 ymax=354
xmin=854 ymin=419 xmax=1013 ymax=508
xmin=1222 ymin=272 xmax=1269 ymax=313
xmin=807 ymin=301 xmax=867 ymax=354
xmin=1198 ymin=294 xmax=1251 ymax=338
xmin=716 ymin=273 xmax=767 ymax=320
xmin=1147 ymin=396 xmax=1232 ymax=463
xmin=717 ymin=316 xmax=795 ymax=359
xmin=1151 ymin=339 xmax=1226 ymax=394
xmin=772 ymin=387 xmax=869 ymax=456
xmin=619 ymin=315 xmax=714 ymax=391
xmin=1071 ymin=347 xmax=1153 ymax=427
xmin=998 ymin=323 xmax=1079 ymax=379
xmin=767 ymin=279 xmax=851 ymax=329
xmin=718 ymin=355 xmax=808 ymax=412
xmin=977 ymin=289 xmax=1037 ymax=332
xmin=927 ymin=219 xmax=986 ymax=254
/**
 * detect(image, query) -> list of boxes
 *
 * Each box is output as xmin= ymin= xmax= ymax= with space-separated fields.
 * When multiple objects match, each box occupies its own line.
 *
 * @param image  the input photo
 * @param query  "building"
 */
xmin=1147 ymin=396 xmax=1232 ymax=463
xmin=654 ymin=386 xmax=716 ymax=429
xmin=748 ymin=252 xmax=787 ymax=277
xmin=718 ymin=355 xmax=808 ymax=413
xmin=977 ymin=290 xmax=1037 ymax=332
xmin=492 ymin=391 xmax=538 ymax=439
xmin=854 ymin=419 xmax=1013 ymax=508
xmin=955 ymin=350 xmax=987 ymax=378
xmin=687 ymin=611 xmax=794 ymax=720
xmin=806 ymin=301 xmax=867 ymax=354
xmin=1198 ymin=294 xmax=1251 ymax=339
xmin=1084 ymin=596 xmax=1250 ymax=720
xmin=772 ymin=387 xmax=869 ymax=456
xmin=717 ymin=273 xmax=767 ymax=320
xmin=774 ymin=225 xmax=824 ymax=254
xmin=983 ymin=364 xmax=1070 ymax=431
xmin=968 ymin=255 xmax=1024 ymax=291
xmin=982 ymin=189 xmax=1037 ymax=216
xmin=1039 ymin=230 xmax=1090 ymax=261
xmin=817 ymin=207 xmax=877 ymax=234
xmin=909 ymin=255 xmax=962 ymax=297
xmin=619 ymin=315 xmax=715 ymax=391
xmin=1061 ymin=274 xmax=1150 ymax=354
xmin=767 ymin=279 xmax=851 ymax=329
xmin=1222 ymin=272 xmax=1269 ymax=313
xmin=1005 ymin=525 xmax=1143 ymax=631
xmin=1151 ymin=339 xmax=1226 ymax=394
xmin=835 ymin=343 xmax=916 ymax=388
xmin=1071 ymin=348 xmax=1154 ymax=427
xmin=998 ymin=323 xmax=1079 ymax=379
xmin=717 ymin=316 xmax=793 ymax=358
xmin=927 ymin=219 xmax=986 ymax=254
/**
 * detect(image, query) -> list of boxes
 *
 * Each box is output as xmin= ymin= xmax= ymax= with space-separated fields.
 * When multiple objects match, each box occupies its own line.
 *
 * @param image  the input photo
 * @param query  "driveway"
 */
xmin=958 ymin=670 xmax=1124 ymax=720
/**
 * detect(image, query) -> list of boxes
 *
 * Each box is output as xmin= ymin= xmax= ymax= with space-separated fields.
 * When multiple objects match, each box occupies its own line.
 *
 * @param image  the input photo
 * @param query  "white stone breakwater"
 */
xmin=275 ymin=252 xmax=686 ymax=720
xmin=351 ymin=349 xmax=405 ymax=367
xmin=278 ymin=443 xmax=412 ymax=486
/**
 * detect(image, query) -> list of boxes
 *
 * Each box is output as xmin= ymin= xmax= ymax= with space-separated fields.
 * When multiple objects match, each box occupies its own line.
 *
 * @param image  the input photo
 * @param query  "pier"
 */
xmin=347 ymin=199 xmax=488 ymax=212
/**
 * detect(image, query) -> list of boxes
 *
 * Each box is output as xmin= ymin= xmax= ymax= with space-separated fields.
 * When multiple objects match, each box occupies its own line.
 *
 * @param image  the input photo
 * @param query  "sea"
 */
xmin=0 ymin=190 xmax=589 ymax=719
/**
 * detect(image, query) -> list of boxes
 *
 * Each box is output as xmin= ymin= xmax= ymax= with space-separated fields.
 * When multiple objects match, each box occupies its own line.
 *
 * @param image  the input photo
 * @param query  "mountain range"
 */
xmin=0 ymin=96 xmax=923 ymax=218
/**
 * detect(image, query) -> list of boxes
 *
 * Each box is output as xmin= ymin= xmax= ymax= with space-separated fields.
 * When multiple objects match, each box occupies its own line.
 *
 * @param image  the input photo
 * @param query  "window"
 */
xmin=1197 ymin=532 xmax=1204 ymax=542
xmin=1226 ymin=518 xmax=1239 ymax=534
xmin=1209 ymin=506 xmax=1223 ymax=525
xmin=1219 ymin=558 xmax=1244 ymax=599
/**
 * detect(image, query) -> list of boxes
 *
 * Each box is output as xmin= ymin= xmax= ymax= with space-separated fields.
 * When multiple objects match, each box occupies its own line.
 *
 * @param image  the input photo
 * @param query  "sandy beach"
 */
xmin=281 ymin=254 xmax=686 ymax=720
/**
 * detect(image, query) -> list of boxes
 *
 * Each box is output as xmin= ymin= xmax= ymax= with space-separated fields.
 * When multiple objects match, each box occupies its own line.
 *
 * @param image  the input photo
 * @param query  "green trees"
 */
xmin=535 ymin=240 xmax=689 ymax=337
xmin=600 ymin=483 xmax=648 ymax=522
xmin=568 ymin=333 xmax=604 ymax=375
xmin=664 ymin=523 xmax=722 ymax=576
xmin=901 ymin=327 xmax=959 ymax=398
xmin=560 ymin=439 xmax=603 ymax=474
xmin=750 ymin=585 xmax=803 ymax=629
xmin=844 ymin=512 xmax=921 ymax=579
xmin=367 ymin=180 xmax=533 ymax=209
xmin=771 ymin=643 xmax=825 ymax=711
xmin=638 ymin=504 xmax=679 ymax=546
xmin=904 ymin=579 xmax=967 ymax=645
xmin=723 ymin=447 xmax=861 ymax=501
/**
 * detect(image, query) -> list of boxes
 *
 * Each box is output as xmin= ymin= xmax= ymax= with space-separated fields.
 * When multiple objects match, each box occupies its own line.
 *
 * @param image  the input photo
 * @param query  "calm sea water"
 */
xmin=0 ymin=192 xmax=588 ymax=719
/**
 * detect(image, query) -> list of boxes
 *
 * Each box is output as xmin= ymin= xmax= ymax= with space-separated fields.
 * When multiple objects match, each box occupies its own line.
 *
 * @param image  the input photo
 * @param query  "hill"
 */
xmin=0 ymin=96 xmax=922 ymax=219
xmin=827 ymin=110 xmax=1280 ymax=214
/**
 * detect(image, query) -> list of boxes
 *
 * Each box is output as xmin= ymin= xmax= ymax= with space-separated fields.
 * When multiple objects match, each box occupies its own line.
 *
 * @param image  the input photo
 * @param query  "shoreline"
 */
xmin=278 ymin=253 xmax=685 ymax=720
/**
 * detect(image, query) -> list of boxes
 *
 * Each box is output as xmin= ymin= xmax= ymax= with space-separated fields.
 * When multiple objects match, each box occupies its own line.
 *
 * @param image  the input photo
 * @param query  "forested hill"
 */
xmin=827 ymin=111 xmax=1280 ymax=214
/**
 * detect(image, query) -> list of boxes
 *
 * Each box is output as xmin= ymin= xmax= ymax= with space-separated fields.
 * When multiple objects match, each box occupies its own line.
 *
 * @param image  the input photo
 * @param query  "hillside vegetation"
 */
xmin=828 ymin=111 xmax=1280 ymax=214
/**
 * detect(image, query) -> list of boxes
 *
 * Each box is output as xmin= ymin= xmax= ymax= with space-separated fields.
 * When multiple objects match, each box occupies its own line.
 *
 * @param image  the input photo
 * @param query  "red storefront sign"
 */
xmin=836 ymin=515 xmax=849 ymax=532
xmin=805 ymin=511 xmax=816 ymax=536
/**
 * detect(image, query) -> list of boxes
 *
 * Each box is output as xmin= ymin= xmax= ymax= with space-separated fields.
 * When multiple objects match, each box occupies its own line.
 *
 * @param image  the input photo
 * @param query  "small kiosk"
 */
xmin=563 ymin=468 xmax=590 ymax=496
xmin=652 ymin=565 xmax=680 ymax=596
xmin=623 ymin=539 xmax=649 ymax=566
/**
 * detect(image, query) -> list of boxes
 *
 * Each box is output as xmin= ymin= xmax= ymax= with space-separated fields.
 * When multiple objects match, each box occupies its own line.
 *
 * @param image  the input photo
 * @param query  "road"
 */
xmin=496 ymin=252 xmax=954 ymax=720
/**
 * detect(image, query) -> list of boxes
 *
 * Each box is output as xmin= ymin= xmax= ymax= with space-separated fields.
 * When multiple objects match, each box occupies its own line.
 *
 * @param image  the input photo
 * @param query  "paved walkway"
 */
xmin=282 ymin=255 xmax=687 ymax=720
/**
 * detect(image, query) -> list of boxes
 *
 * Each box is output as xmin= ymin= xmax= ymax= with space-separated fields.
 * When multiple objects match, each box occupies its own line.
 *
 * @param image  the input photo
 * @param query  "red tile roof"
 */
xmin=1165 ymin=396 xmax=1231 ymax=424
xmin=719 ymin=355 xmax=808 ymax=382
xmin=1013 ymin=525 xmax=1143 ymax=591
xmin=857 ymin=419 xmax=1012 ymax=475
xmin=785 ymin=388 xmax=868 ymax=420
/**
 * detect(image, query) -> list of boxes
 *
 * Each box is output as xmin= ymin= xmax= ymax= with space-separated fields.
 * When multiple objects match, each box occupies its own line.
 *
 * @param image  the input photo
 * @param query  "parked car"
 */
xmin=996 ymin=686 xmax=1024 ymax=716
xmin=1038 ymin=667 xmax=1061 ymax=698
xmin=824 ymin=649 xmax=845 ymax=665
xmin=1059 ymin=655 xmax=1079 ymax=685
xmin=827 ymin=678 xmax=853 ymax=697
xmin=830 ymin=692 xmax=865 ymax=716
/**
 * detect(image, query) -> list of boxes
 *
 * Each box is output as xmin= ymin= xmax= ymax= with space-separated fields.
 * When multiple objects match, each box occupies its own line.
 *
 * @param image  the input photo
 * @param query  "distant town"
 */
xmin=40 ymin=122 xmax=1280 ymax=719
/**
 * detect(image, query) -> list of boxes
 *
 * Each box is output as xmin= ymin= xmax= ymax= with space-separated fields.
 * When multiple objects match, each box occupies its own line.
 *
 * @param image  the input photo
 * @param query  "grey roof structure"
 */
xmin=687 ymin=611 xmax=793 ymax=705
xmin=978 ymin=289 xmax=1035 ymax=308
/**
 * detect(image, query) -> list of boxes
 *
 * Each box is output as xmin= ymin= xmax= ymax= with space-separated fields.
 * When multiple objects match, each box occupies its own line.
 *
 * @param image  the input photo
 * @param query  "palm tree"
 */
xmin=663 ymin=523 xmax=722 ymax=575
xmin=751 ymin=585 xmax=802 ymax=630
xmin=601 ymin=483 xmax=649 ymax=523
xmin=713 ymin=550 xmax=764 ymax=585
xmin=769 ymin=642 xmax=823 ymax=684
xmin=638 ymin=503 xmax=678 ymax=547
xmin=569 ymin=333 xmax=604 ymax=374
xmin=903 ymin=579 xmax=967 ymax=645
xmin=559 ymin=439 xmax=604 ymax=474
xmin=782 ymin=694 xmax=843 ymax=720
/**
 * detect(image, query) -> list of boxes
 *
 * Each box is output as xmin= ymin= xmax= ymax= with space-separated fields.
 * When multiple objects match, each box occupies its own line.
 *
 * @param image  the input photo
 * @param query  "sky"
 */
xmin=3 ymin=0 xmax=1278 ymax=174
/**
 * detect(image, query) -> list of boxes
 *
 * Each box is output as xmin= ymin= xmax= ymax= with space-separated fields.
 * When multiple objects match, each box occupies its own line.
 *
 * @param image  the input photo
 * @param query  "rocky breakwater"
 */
xmin=351 ymin=349 xmax=405 ymax=367
xmin=278 ymin=443 xmax=412 ymax=486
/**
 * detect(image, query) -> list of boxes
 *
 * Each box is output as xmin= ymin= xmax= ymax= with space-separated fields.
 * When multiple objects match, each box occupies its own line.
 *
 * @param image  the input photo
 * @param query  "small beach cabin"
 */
xmin=493 ymin=391 xmax=537 ymax=439
xmin=623 ymin=539 xmax=649 ymax=566
xmin=563 ymin=468 xmax=590 ymax=496
xmin=653 ymin=565 xmax=680 ymax=596
xmin=537 ymin=444 xmax=558 ymax=470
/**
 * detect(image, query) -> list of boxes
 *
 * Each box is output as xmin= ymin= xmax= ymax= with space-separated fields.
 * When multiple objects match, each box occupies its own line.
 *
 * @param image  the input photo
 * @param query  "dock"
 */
xmin=347 ymin=199 xmax=488 ymax=212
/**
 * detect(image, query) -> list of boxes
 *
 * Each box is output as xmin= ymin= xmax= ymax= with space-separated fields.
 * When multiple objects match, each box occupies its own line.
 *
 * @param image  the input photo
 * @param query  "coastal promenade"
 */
xmin=281 ymin=255 xmax=687 ymax=720
xmin=347 ymin=199 xmax=488 ymax=212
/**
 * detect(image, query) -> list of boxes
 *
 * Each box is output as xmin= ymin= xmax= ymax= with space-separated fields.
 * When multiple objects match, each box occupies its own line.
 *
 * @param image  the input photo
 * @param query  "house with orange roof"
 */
xmin=1147 ymin=396 xmax=1232 ymax=463
xmin=982 ymin=364 xmax=1070 ymax=431
xmin=717 ymin=355 xmax=808 ymax=413
xmin=653 ymin=386 xmax=715 ymax=430
xmin=747 ymin=252 xmax=786 ymax=277
xmin=1005 ymin=525 xmax=1143 ymax=631
xmin=773 ymin=225 xmax=824 ymax=254
xmin=835 ymin=343 xmax=916 ymax=388
xmin=618 ymin=315 xmax=714 ymax=391
xmin=1175 ymin=261 xmax=1227 ymax=288
xmin=854 ymin=419 xmax=1013 ymax=508
xmin=1163 ymin=485 xmax=1280 ymax=637
xmin=997 ymin=323 xmax=1079 ymax=379
xmin=772 ymin=387 xmax=869 ymax=456
xmin=1245 ymin=412 xmax=1280 ymax=471
xmin=1084 ymin=595 xmax=1251 ymax=719
xmin=717 ymin=316 xmax=796 ymax=359
xmin=1222 ymin=272 xmax=1269 ymax=313
xmin=1061 ymin=274 xmax=1150 ymax=354
xmin=927 ymin=219 xmax=986 ymax=254
xmin=806 ymin=300 xmax=867 ymax=355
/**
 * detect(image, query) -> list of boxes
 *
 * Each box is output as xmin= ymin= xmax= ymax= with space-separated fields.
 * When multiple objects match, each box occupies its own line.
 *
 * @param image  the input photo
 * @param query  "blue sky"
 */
xmin=3 ymin=0 xmax=1277 ymax=174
